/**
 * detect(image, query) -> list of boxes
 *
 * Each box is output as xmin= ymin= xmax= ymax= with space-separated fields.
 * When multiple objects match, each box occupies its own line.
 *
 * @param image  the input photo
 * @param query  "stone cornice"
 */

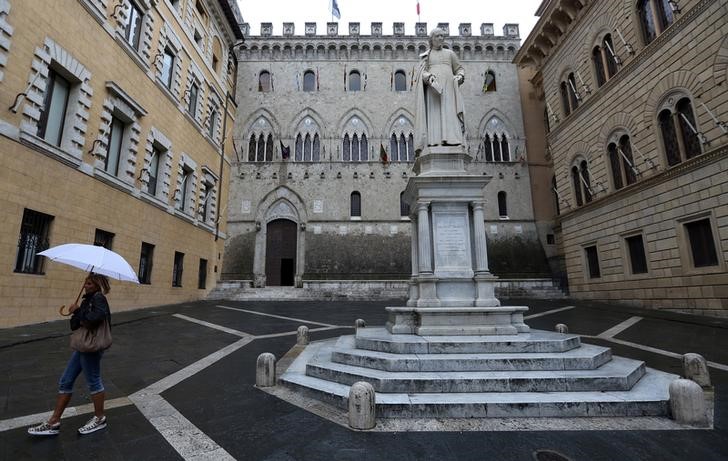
xmin=557 ymin=144 xmax=728 ymax=221
xmin=546 ymin=0 xmax=716 ymax=143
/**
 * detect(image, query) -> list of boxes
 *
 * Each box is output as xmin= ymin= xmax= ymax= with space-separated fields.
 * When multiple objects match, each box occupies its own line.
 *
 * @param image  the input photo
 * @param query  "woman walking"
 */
xmin=28 ymin=273 xmax=112 ymax=436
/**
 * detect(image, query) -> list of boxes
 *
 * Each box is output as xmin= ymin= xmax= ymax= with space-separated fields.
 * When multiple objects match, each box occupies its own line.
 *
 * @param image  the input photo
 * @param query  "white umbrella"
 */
xmin=38 ymin=243 xmax=139 ymax=316
xmin=39 ymin=243 xmax=139 ymax=283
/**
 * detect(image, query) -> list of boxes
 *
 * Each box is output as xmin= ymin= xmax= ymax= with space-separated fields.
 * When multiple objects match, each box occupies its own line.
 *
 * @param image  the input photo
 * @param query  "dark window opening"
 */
xmin=172 ymin=251 xmax=184 ymax=287
xmin=93 ymin=228 xmax=114 ymax=249
xmin=626 ymin=234 xmax=648 ymax=274
xmin=198 ymin=258 xmax=208 ymax=289
xmin=138 ymin=242 xmax=154 ymax=284
xmin=685 ymin=219 xmax=719 ymax=268
xmin=585 ymin=245 xmax=601 ymax=278
xmin=350 ymin=191 xmax=361 ymax=217
xmin=14 ymin=209 xmax=53 ymax=274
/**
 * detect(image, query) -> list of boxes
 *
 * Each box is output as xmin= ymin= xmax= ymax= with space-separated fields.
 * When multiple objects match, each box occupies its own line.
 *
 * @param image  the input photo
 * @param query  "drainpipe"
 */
xmin=215 ymin=90 xmax=235 ymax=241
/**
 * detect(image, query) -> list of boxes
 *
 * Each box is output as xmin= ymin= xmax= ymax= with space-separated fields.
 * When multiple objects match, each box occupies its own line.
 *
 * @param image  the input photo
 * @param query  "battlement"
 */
xmin=243 ymin=22 xmax=520 ymax=39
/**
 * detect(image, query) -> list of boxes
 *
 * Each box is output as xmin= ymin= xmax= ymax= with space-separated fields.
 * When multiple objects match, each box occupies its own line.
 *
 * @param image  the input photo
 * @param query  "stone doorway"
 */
xmin=265 ymin=219 xmax=298 ymax=286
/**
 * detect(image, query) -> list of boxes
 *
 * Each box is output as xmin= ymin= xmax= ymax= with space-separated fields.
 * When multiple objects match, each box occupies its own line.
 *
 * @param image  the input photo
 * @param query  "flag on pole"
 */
xmin=280 ymin=141 xmax=290 ymax=160
xmin=330 ymin=0 xmax=341 ymax=20
xmin=416 ymin=1 xmax=420 ymax=16
xmin=380 ymin=144 xmax=388 ymax=164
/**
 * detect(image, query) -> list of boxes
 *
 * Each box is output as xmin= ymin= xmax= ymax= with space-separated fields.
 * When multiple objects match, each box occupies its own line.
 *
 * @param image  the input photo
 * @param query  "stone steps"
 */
xmin=355 ymin=327 xmax=582 ymax=354
xmin=307 ymin=342 xmax=645 ymax=393
xmin=279 ymin=340 xmax=675 ymax=418
xmin=331 ymin=335 xmax=612 ymax=372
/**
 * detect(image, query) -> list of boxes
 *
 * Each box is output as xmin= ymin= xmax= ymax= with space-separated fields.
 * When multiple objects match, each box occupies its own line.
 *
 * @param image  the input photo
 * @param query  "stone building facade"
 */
xmin=0 ymin=0 xmax=243 ymax=327
xmin=224 ymin=21 xmax=555 ymax=289
xmin=516 ymin=0 xmax=728 ymax=315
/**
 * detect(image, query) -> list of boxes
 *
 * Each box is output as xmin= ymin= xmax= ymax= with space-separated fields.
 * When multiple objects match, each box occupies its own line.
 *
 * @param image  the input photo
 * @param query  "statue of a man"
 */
xmin=414 ymin=28 xmax=466 ymax=155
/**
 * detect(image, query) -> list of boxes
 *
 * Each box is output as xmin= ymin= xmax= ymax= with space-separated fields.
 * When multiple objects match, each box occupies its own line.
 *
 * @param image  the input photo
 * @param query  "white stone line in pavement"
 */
xmin=129 ymin=393 xmax=235 ymax=461
xmin=173 ymin=314 xmax=250 ymax=337
xmin=217 ymin=305 xmax=338 ymax=328
xmin=581 ymin=335 xmax=728 ymax=372
xmin=0 ymin=397 xmax=132 ymax=433
xmin=253 ymin=325 xmax=349 ymax=339
xmin=597 ymin=316 xmax=643 ymax=339
xmin=524 ymin=306 xmax=575 ymax=320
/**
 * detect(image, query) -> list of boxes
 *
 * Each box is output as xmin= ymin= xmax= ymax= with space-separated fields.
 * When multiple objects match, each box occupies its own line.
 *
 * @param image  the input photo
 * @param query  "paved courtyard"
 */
xmin=1 ymin=298 xmax=728 ymax=460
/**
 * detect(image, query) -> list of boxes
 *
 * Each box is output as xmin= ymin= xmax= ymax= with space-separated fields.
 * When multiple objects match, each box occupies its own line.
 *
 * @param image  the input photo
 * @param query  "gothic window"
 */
xmin=571 ymin=158 xmax=592 ymax=207
xmin=658 ymin=96 xmax=702 ymax=167
xmin=341 ymin=117 xmax=369 ymax=162
xmin=394 ymin=70 xmax=407 ymax=91
xmin=349 ymin=70 xmax=361 ymax=91
xmin=294 ymin=117 xmax=320 ymax=161
xmin=560 ymin=82 xmax=571 ymax=117
xmin=592 ymin=46 xmax=607 ymax=87
xmin=389 ymin=116 xmax=415 ymax=162
xmin=638 ymin=0 xmax=675 ymax=45
xmin=248 ymin=118 xmax=275 ymax=162
xmin=603 ymin=35 xmax=619 ymax=78
xmin=343 ymin=134 xmax=350 ymax=161
xmin=303 ymin=70 xmax=316 ymax=91
xmin=567 ymin=73 xmax=579 ymax=111
xmin=350 ymin=191 xmax=361 ymax=217
xmin=482 ymin=70 xmax=496 ymax=92
xmin=607 ymin=134 xmax=637 ymax=191
xmin=259 ymin=70 xmax=271 ymax=92
xmin=482 ymin=117 xmax=511 ymax=162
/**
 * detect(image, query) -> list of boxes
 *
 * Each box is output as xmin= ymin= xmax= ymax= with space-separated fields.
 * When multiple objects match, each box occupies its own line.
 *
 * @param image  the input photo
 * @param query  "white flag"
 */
xmin=330 ymin=0 xmax=341 ymax=19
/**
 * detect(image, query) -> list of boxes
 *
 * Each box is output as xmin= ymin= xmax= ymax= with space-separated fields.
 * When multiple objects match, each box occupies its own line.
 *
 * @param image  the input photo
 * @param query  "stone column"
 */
xmin=407 ymin=218 xmax=419 ymax=307
xmin=471 ymin=201 xmax=490 ymax=273
xmin=416 ymin=201 xmax=432 ymax=274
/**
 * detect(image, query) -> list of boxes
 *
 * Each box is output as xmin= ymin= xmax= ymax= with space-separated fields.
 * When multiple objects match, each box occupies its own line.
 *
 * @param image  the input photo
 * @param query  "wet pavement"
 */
xmin=1 ymin=298 xmax=728 ymax=460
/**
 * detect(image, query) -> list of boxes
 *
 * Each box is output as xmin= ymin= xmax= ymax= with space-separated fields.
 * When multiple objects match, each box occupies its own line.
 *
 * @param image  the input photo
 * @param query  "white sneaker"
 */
xmin=77 ymin=416 xmax=106 ymax=435
xmin=28 ymin=421 xmax=60 ymax=436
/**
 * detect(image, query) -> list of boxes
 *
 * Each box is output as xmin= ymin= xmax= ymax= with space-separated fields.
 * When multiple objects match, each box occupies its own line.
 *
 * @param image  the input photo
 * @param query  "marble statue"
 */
xmin=414 ymin=28 xmax=466 ymax=154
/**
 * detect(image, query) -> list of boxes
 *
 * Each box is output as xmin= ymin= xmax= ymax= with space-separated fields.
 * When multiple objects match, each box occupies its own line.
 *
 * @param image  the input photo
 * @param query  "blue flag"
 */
xmin=330 ymin=0 xmax=341 ymax=19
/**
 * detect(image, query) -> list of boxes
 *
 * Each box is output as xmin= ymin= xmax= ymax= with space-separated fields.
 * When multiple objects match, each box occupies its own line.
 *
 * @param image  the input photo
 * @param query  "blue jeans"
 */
xmin=58 ymin=350 xmax=104 ymax=394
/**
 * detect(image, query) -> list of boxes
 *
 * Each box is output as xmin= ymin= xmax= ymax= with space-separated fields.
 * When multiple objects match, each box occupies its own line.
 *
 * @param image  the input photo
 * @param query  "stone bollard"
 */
xmin=355 ymin=319 xmax=367 ymax=329
xmin=256 ymin=353 xmax=276 ymax=387
xmin=555 ymin=323 xmax=568 ymax=334
xmin=669 ymin=379 xmax=708 ymax=426
xmin=297 ymin=325 xmax=310 ymax=345
xmin=682 ymin=353 xmax=711 ymax=388
xmin=348 ymin=381 xmax=376 ymax=430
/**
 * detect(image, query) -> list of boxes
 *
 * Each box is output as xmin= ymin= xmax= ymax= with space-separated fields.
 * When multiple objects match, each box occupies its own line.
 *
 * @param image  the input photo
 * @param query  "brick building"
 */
xmin=0 ymin=0 xmax=243 ymax=327
xmin=516 ymin=0 xmax=728 ymax=315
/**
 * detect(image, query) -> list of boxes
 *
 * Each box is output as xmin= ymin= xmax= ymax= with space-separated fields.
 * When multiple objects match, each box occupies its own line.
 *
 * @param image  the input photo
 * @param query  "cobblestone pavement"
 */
xmin=1 ymin=298 xmax=728 ymax=461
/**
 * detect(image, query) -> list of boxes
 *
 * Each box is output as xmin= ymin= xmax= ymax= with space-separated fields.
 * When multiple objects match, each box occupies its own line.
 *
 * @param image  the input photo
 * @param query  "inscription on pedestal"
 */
xmin=432 ymin=210 xmax=472 ymax=275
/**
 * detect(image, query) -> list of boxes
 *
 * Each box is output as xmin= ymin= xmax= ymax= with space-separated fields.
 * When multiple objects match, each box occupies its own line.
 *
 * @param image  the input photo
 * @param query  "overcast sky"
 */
xmin=237 ymin=0 xmax=542 ymax=41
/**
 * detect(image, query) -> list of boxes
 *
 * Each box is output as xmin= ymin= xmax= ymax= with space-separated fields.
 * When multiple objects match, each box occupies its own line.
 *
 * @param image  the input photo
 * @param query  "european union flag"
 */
xmin=330 ymin=0 xmax=341 ymax=19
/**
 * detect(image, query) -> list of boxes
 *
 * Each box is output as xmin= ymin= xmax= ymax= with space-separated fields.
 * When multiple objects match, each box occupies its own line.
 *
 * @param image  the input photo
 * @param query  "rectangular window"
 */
xmin=188 ymin=83 xmax=199 ymax=117
xmin=200 ymin=182 xmax=213 ymax=221
xmin=161 ymin=48 xmax=175 ymax=89
xmin=124 ymin=1 xmax=143 ymax=50
xmin=547 ymin=234 xmax=555 ymax=245
xmin=172 ymin=251 xmax=184 ymax=287
xmin=625 ymin=234 xmax=648 ymax=274
xmin=14 ymin=209 xmax=54 ymax=274
xmin=138 ymin=242 xmax=154 ymax=284
xmin=93 ymin=228 xmax=115 ymax=250
xmin=147 ymin=146 xmax=161 ymax=195
xmin=105 ymin=116 xmax=125 ymax=176
xmin=177 ymin=168 xmax=191 ymax=212
xmin=208 ymin=109 xmax=217 ymax=139
xmin=37 ymin=69 xmax=71 ymax=146
xmin=198 ymin=258 xmax=207 ymax=289
xmin=584 ymin=245 xmax=601 ymax=279
xmin=685 ymin=219 xmax=719 ymax=268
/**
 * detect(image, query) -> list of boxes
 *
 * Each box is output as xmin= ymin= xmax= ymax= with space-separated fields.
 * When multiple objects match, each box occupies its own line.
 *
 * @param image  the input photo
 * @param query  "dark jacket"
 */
xmin=70 ymin=291 xmax=111 ymax=331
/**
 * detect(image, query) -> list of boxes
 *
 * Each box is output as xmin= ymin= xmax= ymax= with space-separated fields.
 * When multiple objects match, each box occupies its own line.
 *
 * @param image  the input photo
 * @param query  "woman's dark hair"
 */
xmin=87 ymin=273 xmax=111 ymax=294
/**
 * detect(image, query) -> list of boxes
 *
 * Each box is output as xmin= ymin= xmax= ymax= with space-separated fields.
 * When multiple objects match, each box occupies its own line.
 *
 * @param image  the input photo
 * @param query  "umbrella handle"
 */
xmin=59 ymin=281 xmax=86 ymax=317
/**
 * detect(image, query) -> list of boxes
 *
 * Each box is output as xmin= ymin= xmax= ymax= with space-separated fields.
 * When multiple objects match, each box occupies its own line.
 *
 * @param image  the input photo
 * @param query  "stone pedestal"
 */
xmin=390 ymin=146 xmax=528 ymax=335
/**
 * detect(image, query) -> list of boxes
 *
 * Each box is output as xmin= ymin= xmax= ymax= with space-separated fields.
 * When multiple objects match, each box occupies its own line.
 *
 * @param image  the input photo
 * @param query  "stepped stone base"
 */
xmin=278 ymin=328 xmax=679 ymax=420
xmin=386 ymin=306 xmax=530 ymax=335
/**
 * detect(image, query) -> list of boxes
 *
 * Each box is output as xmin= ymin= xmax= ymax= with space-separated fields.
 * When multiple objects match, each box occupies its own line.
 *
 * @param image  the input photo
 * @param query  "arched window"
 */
xmin=400 ymin=191 xmax=410 ymax=217
xmin=258 ymin=71 xmax=271 ymax=92
xmin=349 ymin=70 xmax=361 ymax=91
xmin=571 ymin=159 xmax=593 ymax=207
xmin=484 ymin=134 xmax=493 ymax=161
xmin=638 ymin=0 xmax=675 ymax=45
xmin=394 ymin=70 xmax=407 ymax=91
xmin=483 ymin=70 xmax=496 ymax=92
xmin=341 ymin=116 xmax=369 ymax=162
xmin=560 ymin=73 xmax=580 ymax=116
xmin=389 ymin=116 xmax=415 ymax=161
xmin=247 ymin=119 xmax=275 ymax=162
xmin=303 ymin=70 xmax=316 ymax=91
xmin=497 ymin=191 xmax=508 ymax=218
xmin=342 ymin=133 xmax=350 ymax=161
xmin=482 ymin=117 xmax=511 ymax=162
xmin=658 ymin=96 xmax=702 ymax=167
xmin=607 ymin=134 xmax=637 ymax=190
xmin=603 ymin=35 xmax=619 ymax=78
xmin=350 ymin=191 xmax=361 ymax=217
xmin=295 ymin=134 xmax=303 ymax=161
xmin=592 ymin=46 xmax=607 ymax=87
xmin=265 ymin=133 xmax=273 ymax=161
xmin=560 ymin=82 xmax=571 ymax=117
xmin=294 ymin=117 xmax=320 ymax=162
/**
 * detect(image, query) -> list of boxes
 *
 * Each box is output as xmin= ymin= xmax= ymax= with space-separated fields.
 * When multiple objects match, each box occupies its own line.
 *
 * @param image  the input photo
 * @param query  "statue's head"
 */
xmin=428 ymin=28 xmax=447 ymax=48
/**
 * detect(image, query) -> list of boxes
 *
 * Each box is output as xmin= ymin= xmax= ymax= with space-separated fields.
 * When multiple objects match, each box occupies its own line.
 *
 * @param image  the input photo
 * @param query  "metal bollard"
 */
xmin=348 ymin=381 xmax=376 ymax=430
xmin=256 ymin=352 xmax=276 ymax=387
xmin=297 ymin=325 xmax=310 ymax=345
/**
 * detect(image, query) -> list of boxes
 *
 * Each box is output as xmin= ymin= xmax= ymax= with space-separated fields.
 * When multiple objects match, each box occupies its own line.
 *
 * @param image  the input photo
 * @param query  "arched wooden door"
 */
xmin=265 ymin=219 xmax=297 ymax=286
